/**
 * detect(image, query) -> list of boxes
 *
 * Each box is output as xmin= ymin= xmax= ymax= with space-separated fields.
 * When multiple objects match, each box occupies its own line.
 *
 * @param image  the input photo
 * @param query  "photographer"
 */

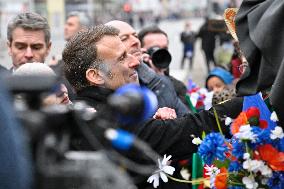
xmin=138 ymin=25 xmax=188 ymax=105
xmin=63 ymin=25 xmax=242 ymax=188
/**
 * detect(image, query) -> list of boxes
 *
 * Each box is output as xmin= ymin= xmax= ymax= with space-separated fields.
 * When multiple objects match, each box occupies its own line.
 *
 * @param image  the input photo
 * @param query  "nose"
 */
xmin=128 ymin=53 xmax=140 ymax=68
xmin=129 ymin=35 xmax=140 ymax=47
xmin=24 ymin=47 xmax=33 ymax=59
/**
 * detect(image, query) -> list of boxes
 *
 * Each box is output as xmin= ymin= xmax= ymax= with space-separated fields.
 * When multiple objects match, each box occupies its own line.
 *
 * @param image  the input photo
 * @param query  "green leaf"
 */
xmin=202 ymin=131 xmax=206 ymax=140
xmin=248 ymin=117 xmax=259 ymax=126
xmin=213 ymin=159 xmax=230 ymax=169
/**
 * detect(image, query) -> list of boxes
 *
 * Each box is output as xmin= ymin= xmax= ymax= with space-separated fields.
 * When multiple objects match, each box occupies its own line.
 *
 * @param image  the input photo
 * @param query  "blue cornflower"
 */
xmin=198 ymin=133 xmax=228 ymax=164
xmin=228 ymin=160 xmax=241 ymax=172
xmin=267 ymin=172 xmax=284 ymax=189
xmin=271 ymin=137 xmax=284 ymax=152
xmin=231 ymin=139 xmax=245 ymax=158
xmin=277 ymin=138 xmax=284 ymax=151
xmin=251 ymin=126 xmax=271 ymax=145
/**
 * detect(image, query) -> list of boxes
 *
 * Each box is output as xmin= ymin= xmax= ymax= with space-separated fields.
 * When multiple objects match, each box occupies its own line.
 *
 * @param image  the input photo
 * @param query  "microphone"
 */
xmin=108 ymin=84 xmax=158 ymax=124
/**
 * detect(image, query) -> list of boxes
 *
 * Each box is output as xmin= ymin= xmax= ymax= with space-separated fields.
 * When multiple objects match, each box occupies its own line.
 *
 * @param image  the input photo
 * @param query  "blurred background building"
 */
xmin=0 ymin=0 xmax=242 ymax=39
xmin=0 ymin=0 xmax=243 ymax=86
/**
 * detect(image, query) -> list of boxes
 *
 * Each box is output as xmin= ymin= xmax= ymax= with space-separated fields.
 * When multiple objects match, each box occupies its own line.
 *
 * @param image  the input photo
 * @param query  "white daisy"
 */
xmin=235 ymin=125 xmax=257 ymax=142
xmin=147 ymin=155 xmax=175 ymax=188
xmin=270 ymin=126 xmax=284 ymax=140
xmin=243 ymin=159 xmax=263 ymax=173
xmin=225 ymin=117 xmax=233 ymax=126
xmin=204 ymin=164 xmax=220 ymax=177
xmin=243 ymin=153 xmax=250 ymax=160
xmin=242 ymin=176 xmax=258 ymax=189
xmin=192 ymin=137 xmax=203 ymax=145
xmin=270 ymin=111 xmax=279 ymax=122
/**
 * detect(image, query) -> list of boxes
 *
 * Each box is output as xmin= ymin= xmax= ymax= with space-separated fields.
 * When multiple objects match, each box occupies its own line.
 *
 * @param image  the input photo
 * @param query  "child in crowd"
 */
xmin=205 ymin=67 xmax=236 ymax=105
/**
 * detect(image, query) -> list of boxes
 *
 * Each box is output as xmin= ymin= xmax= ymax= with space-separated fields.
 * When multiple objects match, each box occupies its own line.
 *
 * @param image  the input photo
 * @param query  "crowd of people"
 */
xmin=0 ymin=0 xmax=284 ymax=188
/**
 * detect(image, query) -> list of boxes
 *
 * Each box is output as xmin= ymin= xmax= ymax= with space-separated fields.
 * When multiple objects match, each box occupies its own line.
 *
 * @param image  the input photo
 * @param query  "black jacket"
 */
xmin=76 ymin=86 xmax=243 ymax=188
xmin=167 ymin=75 xmax=188 ymax=105
xmin=235 ymin=0 xmax=284 ymax=127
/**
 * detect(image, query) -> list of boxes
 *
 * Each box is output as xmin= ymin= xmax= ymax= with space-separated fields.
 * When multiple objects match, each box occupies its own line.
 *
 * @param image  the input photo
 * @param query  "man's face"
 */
xmin=7 ymin=27 xmax=51 ymax=70
xmin=108 ymin=21 xmax=142 ymax=60
xmin=64 ymin=16 xmax=81 ymax=41
xmin=142 ymin=33 xmax=168 ymax=50
xmin=96 ymin=35 xmax=140 ymax=90
xmin=141 ymin=33 xmax=169 ymax=74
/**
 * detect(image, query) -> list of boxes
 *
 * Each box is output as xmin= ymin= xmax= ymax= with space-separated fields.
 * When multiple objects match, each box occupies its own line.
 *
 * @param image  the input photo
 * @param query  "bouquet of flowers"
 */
xmin=198 ymin=107 xmax=284 ymax=189
xmin=147 ymin=94 xmax=284 ymax=189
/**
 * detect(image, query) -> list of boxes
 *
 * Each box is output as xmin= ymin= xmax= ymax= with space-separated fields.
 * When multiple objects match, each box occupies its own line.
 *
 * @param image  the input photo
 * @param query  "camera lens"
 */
xmin=147 ymin=47 xmax=172 ymax=69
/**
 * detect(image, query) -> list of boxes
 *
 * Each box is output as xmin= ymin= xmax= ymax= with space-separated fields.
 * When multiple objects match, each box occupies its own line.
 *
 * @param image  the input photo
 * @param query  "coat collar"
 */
xmin=76 ymin=86 xmax=115 ymax=112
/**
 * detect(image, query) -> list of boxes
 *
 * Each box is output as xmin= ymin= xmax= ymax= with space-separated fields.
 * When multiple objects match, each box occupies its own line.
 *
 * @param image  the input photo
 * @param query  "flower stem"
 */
xmin=213 ymin=107 xmax=224 ymax=136
xmin=229 ymin=181 xmax=244 ymax=186
xmin=167 ymin=175 xmax=209 ymax=184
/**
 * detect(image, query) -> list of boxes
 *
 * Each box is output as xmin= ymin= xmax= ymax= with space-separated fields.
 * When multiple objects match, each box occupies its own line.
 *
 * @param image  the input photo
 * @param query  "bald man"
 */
xmin=106 ymin=20 xmax=189 ymax=117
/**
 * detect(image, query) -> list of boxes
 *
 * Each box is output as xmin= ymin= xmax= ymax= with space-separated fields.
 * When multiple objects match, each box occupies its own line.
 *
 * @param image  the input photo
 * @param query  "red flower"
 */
xmin=215 ymin=167 xmax=228 ymax=189
xmin=196 ymin=100 xmax=204 ymax=109
xmin=259 ymin=120 xmax=268 ymax=129
xmin=245 ymin=107 xmax=260 ymax=119
xmin=225 ymin=143 xmax=237 ymax=161
xmin=257 ymin=144 xmax=284 ymax=171
xmin=231 ymin=112 xmax=248 ymax=135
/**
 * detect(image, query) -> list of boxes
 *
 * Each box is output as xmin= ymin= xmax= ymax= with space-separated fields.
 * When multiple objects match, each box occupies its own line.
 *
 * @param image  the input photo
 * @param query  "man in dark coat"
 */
xmin=136 ymin=25 xmax=189 ymax=106
xmin=196 ymin=18 xmax=217 ymax=73
xmin=62 ymin=25 xmax=242 ymax=188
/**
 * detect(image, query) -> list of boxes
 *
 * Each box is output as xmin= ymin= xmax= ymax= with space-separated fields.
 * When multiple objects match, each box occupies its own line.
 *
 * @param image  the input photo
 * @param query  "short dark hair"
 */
xmin=63 ymin=25 xmax=119 ymax=91
xmin=7 ymin=12 xmax=50 ymax=44
xmin=138 ymin=25 xmax=168 ymax=47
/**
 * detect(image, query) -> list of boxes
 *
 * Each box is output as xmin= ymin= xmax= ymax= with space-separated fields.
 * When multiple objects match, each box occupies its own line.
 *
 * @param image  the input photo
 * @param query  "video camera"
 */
xmin=3 ymin=74 xmax=160 ymax=189
xmin=147 ymin=46 xmax=172 ymax=69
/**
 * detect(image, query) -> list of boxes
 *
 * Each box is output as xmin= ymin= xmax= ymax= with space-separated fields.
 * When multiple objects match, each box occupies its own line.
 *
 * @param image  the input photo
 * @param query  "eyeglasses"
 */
xmin=237 ymin=61 xmax=248 ymax=74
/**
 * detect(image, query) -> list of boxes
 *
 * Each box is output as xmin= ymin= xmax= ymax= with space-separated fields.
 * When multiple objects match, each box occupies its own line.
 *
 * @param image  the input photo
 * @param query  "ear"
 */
xmin=86 ymin=68 xmax=105 ymax=85
xmin=7 ymin=41 xmax=12 ymax=56
xmin=46 ymin=41 xmax=52 ymax=56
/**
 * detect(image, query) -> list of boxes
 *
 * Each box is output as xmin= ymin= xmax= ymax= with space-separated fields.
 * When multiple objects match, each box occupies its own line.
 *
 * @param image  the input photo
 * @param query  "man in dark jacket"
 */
xmin=196 ymin=17 xmax=217 ymax=73
xmin=137 ymin=25 xmax=189 ymax=106
xmin=63 ymin=25 xmax=242 ymax=188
